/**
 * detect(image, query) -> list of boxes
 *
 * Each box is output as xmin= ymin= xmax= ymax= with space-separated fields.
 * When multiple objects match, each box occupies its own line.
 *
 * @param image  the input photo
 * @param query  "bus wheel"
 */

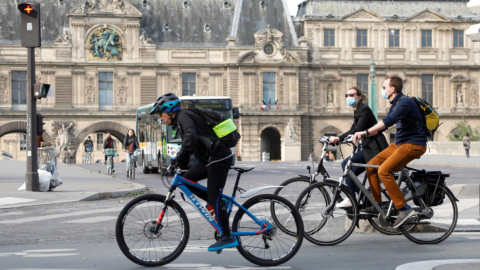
xmin=142 ymin=159 xmax=151 ymax=174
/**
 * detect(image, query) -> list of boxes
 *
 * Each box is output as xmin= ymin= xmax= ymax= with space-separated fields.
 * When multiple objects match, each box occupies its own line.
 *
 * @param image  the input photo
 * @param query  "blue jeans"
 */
xmin=126 ymin=151 xmax=137 ymax=171
xmin=466 ymin=149 xmax=469 ymax=158
xmin=341 ymin=150 xmax=366 ymax=195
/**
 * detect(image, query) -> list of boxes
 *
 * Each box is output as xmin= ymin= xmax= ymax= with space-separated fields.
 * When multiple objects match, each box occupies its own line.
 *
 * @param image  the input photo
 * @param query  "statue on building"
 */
xmin=285 ymin=118 xmax=299 ymax=143
xmin=327 ymin=87 xmax=334 ymax=104
xmin=55 ymin=122 xmax=74 ymax=152
xmin=139 ymin=30 xmax=154 ymax=45
xmin=54 ymin=31 xmax=72 ymax=44
xmin=266 ymin=24 xmax=273 ymax=42
xmin=89 ymin=26 xmax=122 ymax=60
xmin=457 ymin=88 xmax=463 ymax=104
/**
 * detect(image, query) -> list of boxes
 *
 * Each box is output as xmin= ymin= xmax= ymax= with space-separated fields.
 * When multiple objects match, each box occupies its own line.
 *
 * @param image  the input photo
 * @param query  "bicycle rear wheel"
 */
xmin=399 ymin=184 xmax=458 ymax=244
xmin=273 ymin=177 xmax=312 ymax=204
xmin=233 ymin=194 xmax=303 ymax=267
xmin=296 ymin=182 xmax=358 ymax=246
xmin=364 ymin=186 xmax=404 ymax=235
xmin=116 ymin=194 xmax=189 ymax=267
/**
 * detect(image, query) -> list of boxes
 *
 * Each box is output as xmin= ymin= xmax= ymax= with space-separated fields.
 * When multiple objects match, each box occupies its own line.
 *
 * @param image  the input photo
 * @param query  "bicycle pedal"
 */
xmin=216 ymin=250 xmax=222 ymax=254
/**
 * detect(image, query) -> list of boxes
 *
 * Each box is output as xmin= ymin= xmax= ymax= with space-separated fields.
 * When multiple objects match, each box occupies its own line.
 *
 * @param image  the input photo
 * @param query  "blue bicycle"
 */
xmin=115 ymin=165 xmax=304 ymax=267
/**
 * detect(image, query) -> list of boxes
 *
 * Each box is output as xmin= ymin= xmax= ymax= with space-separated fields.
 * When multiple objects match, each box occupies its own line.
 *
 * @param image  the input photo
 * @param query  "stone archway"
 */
xmin=260 ymin=127 xmax=281 ymax=161
xmin=0 ymin=120 xmax=53 ymax=143
xmin=70 ymin=121 xmax=130 ymax=155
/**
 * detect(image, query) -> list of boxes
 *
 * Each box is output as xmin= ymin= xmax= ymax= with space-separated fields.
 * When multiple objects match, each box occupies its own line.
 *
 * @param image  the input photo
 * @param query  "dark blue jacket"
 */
xmin=381 ymin=93 xmax=427 ymax=146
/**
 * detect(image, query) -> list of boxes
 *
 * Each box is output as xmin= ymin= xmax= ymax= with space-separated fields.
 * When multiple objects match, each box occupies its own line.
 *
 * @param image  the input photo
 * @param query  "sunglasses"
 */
xmin=345 ymin=93 xmax=356 ymax=98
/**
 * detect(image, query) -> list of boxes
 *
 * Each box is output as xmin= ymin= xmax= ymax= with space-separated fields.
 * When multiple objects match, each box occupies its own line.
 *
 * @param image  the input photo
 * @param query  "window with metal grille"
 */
xmin=389 ymin=30 xmax=400 ymax=47
xmin=422 ymin=74 xmax=433 ymax=105
xmin=263 ymin=72 xmax=276 ymax=108
xmin=99 ymin=72 xmax=113 ymax=110
xmin=357 ymin=29 xmax=368 ymax=47
xmin=453 ymin=30 xmax=464 ymax=48
xmin=324 ymin=29 xmax=335 ymax=47
xmin=11 ymin=71 xmax=27 ymax=106
xmin=182 ymin=73 xmax=196 ymax=96
xmin=356 ymin=74 xmax=369 ymax=96
xmin=422 ymin=30 xmax=432 ymax=48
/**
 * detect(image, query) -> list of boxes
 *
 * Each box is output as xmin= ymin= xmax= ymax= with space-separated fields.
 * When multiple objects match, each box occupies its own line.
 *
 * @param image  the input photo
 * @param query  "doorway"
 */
xmin=260 ymin=127 xmax=281 ymax=161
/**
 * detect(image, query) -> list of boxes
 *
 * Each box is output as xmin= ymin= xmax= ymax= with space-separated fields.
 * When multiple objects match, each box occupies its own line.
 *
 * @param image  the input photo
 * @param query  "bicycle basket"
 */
xmin=86 ymin=147 xmax=93 ymax=152
xmin=105 ymin=149 xmax=117 ymax=156
xmin=412 ymin=171 xmax=447 ymax=207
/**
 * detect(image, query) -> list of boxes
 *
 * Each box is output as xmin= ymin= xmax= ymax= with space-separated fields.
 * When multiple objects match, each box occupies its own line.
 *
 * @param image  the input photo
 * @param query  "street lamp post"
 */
xmin=369 ymin=58 xmax=378 ymax=120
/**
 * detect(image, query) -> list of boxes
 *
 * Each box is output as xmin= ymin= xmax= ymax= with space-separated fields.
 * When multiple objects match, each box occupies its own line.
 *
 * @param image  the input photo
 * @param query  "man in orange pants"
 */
xmin=353 ymin=75 xmax=427 ymax=228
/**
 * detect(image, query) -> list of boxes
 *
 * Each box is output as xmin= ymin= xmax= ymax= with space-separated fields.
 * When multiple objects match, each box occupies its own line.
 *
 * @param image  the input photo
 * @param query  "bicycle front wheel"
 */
xmin=400 ymin=184 xmax=458 ymax=244
xmin=116 ymin=194 xmax=189 ymax=267
xmin=296 ymin=182 xmax=358 ymax=246
xmin=233 ymin=194 xmax=304 ymax=267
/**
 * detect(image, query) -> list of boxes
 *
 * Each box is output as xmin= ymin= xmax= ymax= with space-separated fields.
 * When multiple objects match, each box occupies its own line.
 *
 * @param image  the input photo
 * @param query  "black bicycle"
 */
xmin=295 ymin=136 xmax=458 ymax=245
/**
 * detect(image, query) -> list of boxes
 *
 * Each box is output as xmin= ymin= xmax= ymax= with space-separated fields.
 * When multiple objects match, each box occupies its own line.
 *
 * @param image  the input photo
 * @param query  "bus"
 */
xmin=135 ymin=96 xmax=239 ymax=174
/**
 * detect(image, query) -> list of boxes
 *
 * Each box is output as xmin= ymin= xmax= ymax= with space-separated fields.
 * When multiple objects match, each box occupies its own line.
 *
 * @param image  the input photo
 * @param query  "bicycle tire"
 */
xmin=399 ymin=184 xmax=458 ymax=244
xmin=272 ymin=177 xmax=325 ymax=236
xmin=115 ymin=194 xmax=189 ymax=267
xmin=233 ymin=194 xmax=304 ymax=267
xmin=296 ymin=182 xmax=358 ymax=246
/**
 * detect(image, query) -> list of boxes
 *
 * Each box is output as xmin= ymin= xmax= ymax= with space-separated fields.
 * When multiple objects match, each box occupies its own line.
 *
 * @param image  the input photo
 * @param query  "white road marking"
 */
xmin=0 ymin=211 xmax=26 ymax=217
xmin=23 ymin=249 xmax=77 ymax=253
xmin=456 ymin=219 xmax=480 ymax=226
xmin=396 ymin=259 xmax=480 ymax=270
xmin=61 ymin=216 xmax=118 ymax=224
xmin=0 ymin=249 xmax=79 ymax=258
xmin=0 ymin=197 xmax=36 ymax=206
xmin=23 ymin=253 xmax=80 ymax=257
xmin=0 ymin=207 xmax=122 ymax=224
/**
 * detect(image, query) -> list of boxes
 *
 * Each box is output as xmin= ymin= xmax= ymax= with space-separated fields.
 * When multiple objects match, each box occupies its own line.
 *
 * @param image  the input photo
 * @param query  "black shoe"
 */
xmin=360 ymin=205 xmax=382 ymax=215
xmin=208 ymin=235 xmax=239 ymax=251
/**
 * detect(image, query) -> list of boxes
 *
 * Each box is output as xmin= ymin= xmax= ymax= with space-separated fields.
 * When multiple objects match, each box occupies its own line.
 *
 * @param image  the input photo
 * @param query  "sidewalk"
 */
xmin=0 ymin=160 xmax=146 ymax=209
xmin=410 ymin=154 xmax=480 ymax=168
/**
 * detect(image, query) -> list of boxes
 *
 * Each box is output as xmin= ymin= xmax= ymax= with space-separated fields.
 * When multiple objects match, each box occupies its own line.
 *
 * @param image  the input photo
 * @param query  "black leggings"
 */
xmin=182 ymin=156 xmax=232 ymax=236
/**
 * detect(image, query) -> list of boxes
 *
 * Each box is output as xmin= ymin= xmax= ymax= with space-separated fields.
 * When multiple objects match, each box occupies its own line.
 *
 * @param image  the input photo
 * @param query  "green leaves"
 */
xmin=447 ymin=117 xmax=480 ymax=141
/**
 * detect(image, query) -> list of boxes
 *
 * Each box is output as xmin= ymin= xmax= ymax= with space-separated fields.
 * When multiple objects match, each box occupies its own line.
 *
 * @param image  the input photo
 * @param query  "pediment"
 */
xmin=406 ymin=9 xmax=451 ymax=22
xmin=342 ymin=8 xmax=385 ymax=22
xmin=68 ymin=0 xmax=142 ymax=16
xmin=451 ymin=74 xmax=470 ymax=82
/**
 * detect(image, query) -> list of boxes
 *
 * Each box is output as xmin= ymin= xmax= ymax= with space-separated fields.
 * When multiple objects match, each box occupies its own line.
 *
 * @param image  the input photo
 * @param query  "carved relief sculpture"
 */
xmin=327 ymin=86 xmax=333 ymax=104
xmin=139 ymin=30 xmax=154 ymax=45
xmin=54 ymin=31 xmax=72 ymax=44
xmin=117 ymin=77 xmax=127 ymax=105
xmin=0 ymin=75 xmax=9 ymax=104
xmin=88 ymin=26 xmax=122 ymax=61
xmin=200 ymin=77 xmax=209 ymax=96
xmin=170 ymin=77 xmax=178 ymax=95
xmin=85 ymin=77 xmax=95 ymax=104
xmin=468 ymin=81 xmax=479 ymax=107
xmin=285 ymin=118 xmax=299 ymax=143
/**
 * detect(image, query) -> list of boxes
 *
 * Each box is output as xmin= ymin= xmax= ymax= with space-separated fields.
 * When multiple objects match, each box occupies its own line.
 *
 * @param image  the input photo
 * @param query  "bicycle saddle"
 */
xmin=230 ymin=165 xmax=255 ymax=173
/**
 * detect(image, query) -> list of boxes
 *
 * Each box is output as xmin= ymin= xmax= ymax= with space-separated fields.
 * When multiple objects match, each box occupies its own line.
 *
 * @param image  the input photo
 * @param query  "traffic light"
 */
xmin=36 ymin=113 xmax=45 ymax=136
xmin=34 ymin=83 xmax=50 ymax=99
xmin=17 ymin=2 xmax=41 ymax=47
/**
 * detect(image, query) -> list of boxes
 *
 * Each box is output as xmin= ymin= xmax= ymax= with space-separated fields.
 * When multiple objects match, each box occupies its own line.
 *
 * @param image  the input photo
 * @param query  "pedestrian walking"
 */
xmin=463 ymin=132 xmax=471 ymax=158
xmin=123 ymin=129 xmax=140 ymax=177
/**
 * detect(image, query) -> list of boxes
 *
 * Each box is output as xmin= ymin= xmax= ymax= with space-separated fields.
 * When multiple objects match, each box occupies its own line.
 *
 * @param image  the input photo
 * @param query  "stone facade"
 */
xmin=0 ymin=0 xmax=479 ymax=162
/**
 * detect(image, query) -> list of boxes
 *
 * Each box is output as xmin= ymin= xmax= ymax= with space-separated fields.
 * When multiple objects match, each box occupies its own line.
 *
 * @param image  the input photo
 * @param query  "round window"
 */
xmin=263 ymin=44 xmax=274 ymax=55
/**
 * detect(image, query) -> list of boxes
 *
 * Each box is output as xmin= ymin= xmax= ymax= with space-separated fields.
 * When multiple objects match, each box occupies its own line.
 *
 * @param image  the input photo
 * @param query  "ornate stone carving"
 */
xmin=327 ymin=87 xmax=333 ymax=104
xmin=0 ymin=75 xmax=8 ymax=104
xmin=157 ymin=71 xmax=170 ymax=76
xmin=200 ymin=77 xmax=209 ymax=96
xmin=254 ymin=24 xmax=284 ymax=51
xmin=41 ymin=71 xmax=56 ymax=74
xmin=238 ymin=51 xmax=256 ymax=64
xmin=170 ymin=77 xmax=178 ymax=95
xmin=210 ymin=72 xmax=224 ymax=76
xmin=117 ymin=76 xmax=127 ymax=105
xmin=88 ymin=26 xmax=123 ymax=61
xmin=139 ymin=30 xmax=154 ymax=45
xmin=468 ymin=81 xmax=479 ymax=107
xmin=73 ymin=0 xmax=141 ymax=15
xmin=456 ymin=86 xmax=463 ymax=105
xmin=243 ymin=71 xmax=257 ymax=75
xmin=127 ymin=71 xmax=141 ymax=75
xmin=285 ymin=118 xmax=299 ymax=143
xmin=451 ymin=74 xmax=470 ymax=83
xmin=85 ymin=77 xmax=95 ymax=105
xmin=54 ymin=31 xmax=72 ymax=44
xmin=282 ymin=51 xmax=301 ymax=63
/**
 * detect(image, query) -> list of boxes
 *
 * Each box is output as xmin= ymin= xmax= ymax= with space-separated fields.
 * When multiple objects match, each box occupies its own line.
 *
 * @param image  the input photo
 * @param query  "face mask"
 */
xmin=381 ymin=87 xmax=390 ymax=99
xmin=346 ymin=97 xmax=357 ymax=106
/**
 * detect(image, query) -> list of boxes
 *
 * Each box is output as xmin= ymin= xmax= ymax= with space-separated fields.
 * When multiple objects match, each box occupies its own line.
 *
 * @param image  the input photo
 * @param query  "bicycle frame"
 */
xmin=155 ymin=172 xmax=272 ymax=236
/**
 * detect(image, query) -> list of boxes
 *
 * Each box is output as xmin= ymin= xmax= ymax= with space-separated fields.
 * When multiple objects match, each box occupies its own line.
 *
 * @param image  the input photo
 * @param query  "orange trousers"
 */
xmin=366 ymin=143 xmax=426 ymax=209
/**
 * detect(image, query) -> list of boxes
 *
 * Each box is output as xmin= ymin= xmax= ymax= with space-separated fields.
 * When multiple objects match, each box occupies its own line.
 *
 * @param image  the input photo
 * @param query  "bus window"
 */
xmin=152 ymin=115 xmax=162 ymax=142
xmin=167 ymin=125 xmax=182 ymax=143
xmin=137 ymin=111 xmax=147 ymax=143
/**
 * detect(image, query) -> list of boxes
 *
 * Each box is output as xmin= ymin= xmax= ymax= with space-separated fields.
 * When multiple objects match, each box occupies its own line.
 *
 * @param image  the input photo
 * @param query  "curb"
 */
xmin=409 ymin=161 xmax=480 ymax=168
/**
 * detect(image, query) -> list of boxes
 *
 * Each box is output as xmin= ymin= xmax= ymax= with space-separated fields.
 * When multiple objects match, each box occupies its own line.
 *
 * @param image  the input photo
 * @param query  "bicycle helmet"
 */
xmin=150 ymin=93 xmax=181 ymax=115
